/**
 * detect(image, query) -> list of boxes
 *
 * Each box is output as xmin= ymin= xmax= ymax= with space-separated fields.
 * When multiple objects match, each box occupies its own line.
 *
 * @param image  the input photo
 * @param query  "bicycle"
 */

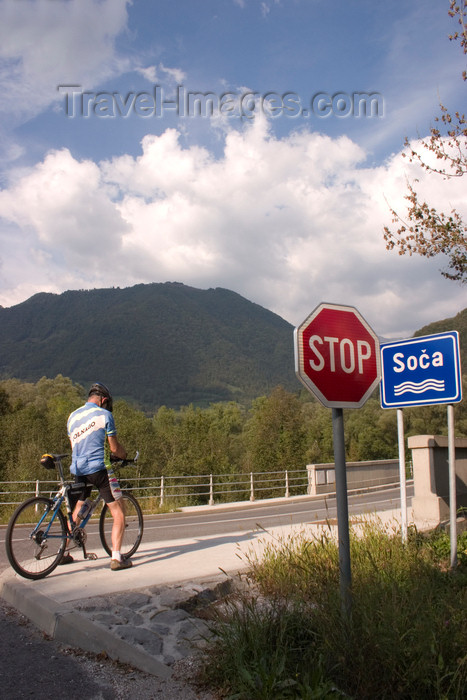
xmin=5 ymin=452 xmax=144 ymax=580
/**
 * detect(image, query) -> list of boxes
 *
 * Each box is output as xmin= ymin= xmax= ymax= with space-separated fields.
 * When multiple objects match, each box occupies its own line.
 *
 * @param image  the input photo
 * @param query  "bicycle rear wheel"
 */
xmin=6 ymin=497 xmax=67 ymax=580
xmin=99 ymin=491 xmax=143 ymax=558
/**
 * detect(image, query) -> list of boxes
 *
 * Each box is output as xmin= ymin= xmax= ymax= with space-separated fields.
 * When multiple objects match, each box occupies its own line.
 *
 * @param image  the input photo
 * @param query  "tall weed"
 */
xmin=203 ymin=518 xmax=467 ymax=699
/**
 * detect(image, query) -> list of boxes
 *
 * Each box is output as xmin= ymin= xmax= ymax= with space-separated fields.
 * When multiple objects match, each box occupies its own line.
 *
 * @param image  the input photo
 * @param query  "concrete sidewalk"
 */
xmin=0 ymin=506 xmax=432 ymax=678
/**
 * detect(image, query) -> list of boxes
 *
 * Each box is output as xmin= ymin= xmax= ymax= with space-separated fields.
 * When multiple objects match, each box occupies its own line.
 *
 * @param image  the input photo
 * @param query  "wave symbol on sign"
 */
xmin=394 ymin=378 xmax=445 ymax=396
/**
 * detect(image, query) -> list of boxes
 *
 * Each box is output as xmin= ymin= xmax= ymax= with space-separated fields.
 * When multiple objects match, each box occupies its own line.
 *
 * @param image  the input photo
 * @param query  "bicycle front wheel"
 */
xmin=99 ymin=491 xmax=144 ymax=558
xmin=6 ymin=497 xmax=67 ymax=580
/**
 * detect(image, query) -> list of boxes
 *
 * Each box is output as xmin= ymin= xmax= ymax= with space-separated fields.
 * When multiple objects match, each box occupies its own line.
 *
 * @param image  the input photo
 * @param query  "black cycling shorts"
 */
xmin=73 ymin=469 xmax=117 ymax=504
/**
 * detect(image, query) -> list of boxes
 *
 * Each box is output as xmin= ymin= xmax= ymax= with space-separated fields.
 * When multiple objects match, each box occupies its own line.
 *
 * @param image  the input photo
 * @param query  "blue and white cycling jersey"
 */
xmin=67 ymin=401 xmax=117 ymax=475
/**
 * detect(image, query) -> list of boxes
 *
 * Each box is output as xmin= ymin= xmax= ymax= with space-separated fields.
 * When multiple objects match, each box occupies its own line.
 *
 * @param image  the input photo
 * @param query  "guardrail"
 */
xmin=0 ymin=469 xmax=309 ymax=513
xmin=0 ymin=459 xmax=403 ymax=518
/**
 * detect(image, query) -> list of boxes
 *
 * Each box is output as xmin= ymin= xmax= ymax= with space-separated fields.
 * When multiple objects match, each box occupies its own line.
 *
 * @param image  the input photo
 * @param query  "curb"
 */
xmin=0 ymin=575 xmax=172 ymax=679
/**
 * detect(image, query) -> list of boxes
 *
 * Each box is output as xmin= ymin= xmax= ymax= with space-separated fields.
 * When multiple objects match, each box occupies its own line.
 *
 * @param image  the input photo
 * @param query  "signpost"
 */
xmin=294 ymin=303 xmax=381 ymax=611
xmin=380 ymin=332 xmax=462 ymax=565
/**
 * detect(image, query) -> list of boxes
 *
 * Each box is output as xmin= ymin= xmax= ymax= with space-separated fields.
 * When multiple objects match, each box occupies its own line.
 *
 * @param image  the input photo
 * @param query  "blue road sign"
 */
xmin=380 ymin=331 xmax=462 ymax=409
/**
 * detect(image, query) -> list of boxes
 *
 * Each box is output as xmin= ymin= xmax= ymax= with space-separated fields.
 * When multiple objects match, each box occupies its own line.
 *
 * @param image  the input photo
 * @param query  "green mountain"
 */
xmin=1 ymin=283 xmax=465 ymax=409
xmin=414 ymin=307 xmax=467 ymax=372
xmin=0 ymin=283 xmax=298 ymax=409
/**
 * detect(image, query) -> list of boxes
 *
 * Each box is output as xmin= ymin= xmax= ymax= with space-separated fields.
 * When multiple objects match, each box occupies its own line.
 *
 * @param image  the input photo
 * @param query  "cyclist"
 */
xmin=66 ymin=382 xmax=132 ymax=571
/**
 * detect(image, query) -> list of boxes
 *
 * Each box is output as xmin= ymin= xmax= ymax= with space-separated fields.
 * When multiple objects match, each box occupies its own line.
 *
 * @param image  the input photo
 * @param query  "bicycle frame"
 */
xmin=46 ymin=452 xmax=139 ymax=549
xmin=41 ymin=455 xmax=104 ymax=558
xmin=29 ymin=489 xmax=66 ymax=544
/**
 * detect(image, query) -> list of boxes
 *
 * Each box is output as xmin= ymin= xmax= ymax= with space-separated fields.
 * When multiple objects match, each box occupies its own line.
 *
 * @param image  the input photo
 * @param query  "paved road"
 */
xmin=0 ymin=597 xmax=116 ymax=699
xmin=0 ymin=596 xmax=213 ymax=700
xmin=142 ymin=485 xmax=412 ymax=540
xmin=0 ymin=484 xmax=412 ymax=575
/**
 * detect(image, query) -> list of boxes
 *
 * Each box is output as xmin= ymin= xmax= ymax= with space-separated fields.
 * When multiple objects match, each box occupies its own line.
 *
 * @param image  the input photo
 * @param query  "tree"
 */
xmin=244 ymin=387 xmax=308 ymax=474
xmin=345 ymin=398 xmax=398 ymax=461
xmin=0 ymin=375 xmax=83 ymax=482
xmin=301 ymin=399 xmax=335 ymax=464
xmin=383 ymin=1 xmax=467 ymax=282
xmin=112 ymin=399 xmax=155 ymax=473
xmin=0 ymin=387 xmax=11 ymax=416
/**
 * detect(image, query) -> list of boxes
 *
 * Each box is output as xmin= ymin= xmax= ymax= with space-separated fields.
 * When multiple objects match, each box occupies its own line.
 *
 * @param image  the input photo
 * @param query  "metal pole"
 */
xmin=209 ymin=474 xmax=214 ymax=506
xmin=160 ymin=475 xmax=164 ymax=508
xmin=332 ymin=407 xmax=352 ymax=615
xmin=397 ymin=408 xmax=408 ymax=543
xmin=447 ymin=404 xmax=457 ymax=569
xmin=250 ymin=472 xmax=255 ymax=502
xmin=285 ymin=470 xmax=290 ymax=498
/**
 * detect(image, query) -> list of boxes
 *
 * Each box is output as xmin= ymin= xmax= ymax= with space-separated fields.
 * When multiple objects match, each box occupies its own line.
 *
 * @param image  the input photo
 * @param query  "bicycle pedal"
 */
xmin=86 ymin=552 xmax=98 ymax=560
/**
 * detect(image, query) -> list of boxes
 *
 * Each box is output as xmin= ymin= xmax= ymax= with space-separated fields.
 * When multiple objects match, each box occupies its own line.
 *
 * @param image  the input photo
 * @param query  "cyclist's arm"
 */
xmin=107 ymin=435 xmax=127 ymax=460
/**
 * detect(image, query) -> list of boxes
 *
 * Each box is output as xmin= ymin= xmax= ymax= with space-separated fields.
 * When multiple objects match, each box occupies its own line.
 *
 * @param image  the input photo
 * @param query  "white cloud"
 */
xmin=136 ymin=63 xmax=187 ymax=86
xmin=136 ymin=66 xmax=160 ymax=83
xmin=1 ymin=148 xmax=128 ymax=242
xmin=0 ymin=118 xmax=466 ymax=337
xmin=159 ymin=63 xmax=187 ymax=84
xmin=0 ymin=0 xmax=131 ymax=126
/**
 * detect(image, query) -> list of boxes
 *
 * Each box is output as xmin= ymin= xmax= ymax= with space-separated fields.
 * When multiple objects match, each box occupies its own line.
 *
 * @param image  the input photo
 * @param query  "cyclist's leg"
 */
xmin=106 ymin=498 xmax=125 ymax=551
xmin=87 ymin=469 xmax=132 ymax=567
xmin=99 ymin=492 xmax=143 ymax=558
xmin=61 ymin=477 xmax=92 ymax=563
xmin=106 ymin=500 xmax=133 ymax=569
xmin=71 ymin=476 xmax=92 ymax=525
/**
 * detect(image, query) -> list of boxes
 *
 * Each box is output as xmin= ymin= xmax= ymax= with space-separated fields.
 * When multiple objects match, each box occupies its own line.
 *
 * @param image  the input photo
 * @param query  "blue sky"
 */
xmin=0 ymin=0 xmax=466 ymax=338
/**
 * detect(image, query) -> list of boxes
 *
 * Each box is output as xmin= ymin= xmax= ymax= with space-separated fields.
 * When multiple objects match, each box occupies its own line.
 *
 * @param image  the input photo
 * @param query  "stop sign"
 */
xmin=294 ymin=302 xmax=381 ymax=408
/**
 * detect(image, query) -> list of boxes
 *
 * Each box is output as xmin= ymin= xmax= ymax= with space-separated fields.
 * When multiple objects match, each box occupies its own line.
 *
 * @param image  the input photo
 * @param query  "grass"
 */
xmin=201 ymin=518 xmax=467 ymax=699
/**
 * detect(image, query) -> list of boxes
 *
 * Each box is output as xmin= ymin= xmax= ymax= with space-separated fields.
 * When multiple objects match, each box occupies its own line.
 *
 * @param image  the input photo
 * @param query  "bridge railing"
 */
xmin=0 ymin=468 xmax=309 ymax=517
xmin=0 ymin=459 xmax=402 ymax=519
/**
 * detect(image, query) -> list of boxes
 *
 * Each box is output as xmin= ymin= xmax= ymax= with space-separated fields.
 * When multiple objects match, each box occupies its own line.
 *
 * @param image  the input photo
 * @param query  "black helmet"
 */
xmin=88 ymin=382 xmax=113 ymax=412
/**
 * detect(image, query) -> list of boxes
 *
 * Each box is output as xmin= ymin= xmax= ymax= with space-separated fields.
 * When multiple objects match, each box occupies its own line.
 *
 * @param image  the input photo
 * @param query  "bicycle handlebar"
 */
xmin=109 ymin=450 xmax=139 ymax=467
xmin=43 ymin=451 xmax=140 ymax=471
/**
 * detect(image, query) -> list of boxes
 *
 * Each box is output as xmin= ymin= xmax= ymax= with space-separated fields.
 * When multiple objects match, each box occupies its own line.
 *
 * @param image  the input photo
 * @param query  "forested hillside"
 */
xmin=0 ymin=283 xmax=297 ymax=409
xmin=1 ymin=376 xmax=466 ymax=496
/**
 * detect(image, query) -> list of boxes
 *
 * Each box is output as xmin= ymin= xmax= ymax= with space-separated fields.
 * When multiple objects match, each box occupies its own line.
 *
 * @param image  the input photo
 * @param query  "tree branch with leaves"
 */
xmin=383 ymin=1 xmax=467 ymax=282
